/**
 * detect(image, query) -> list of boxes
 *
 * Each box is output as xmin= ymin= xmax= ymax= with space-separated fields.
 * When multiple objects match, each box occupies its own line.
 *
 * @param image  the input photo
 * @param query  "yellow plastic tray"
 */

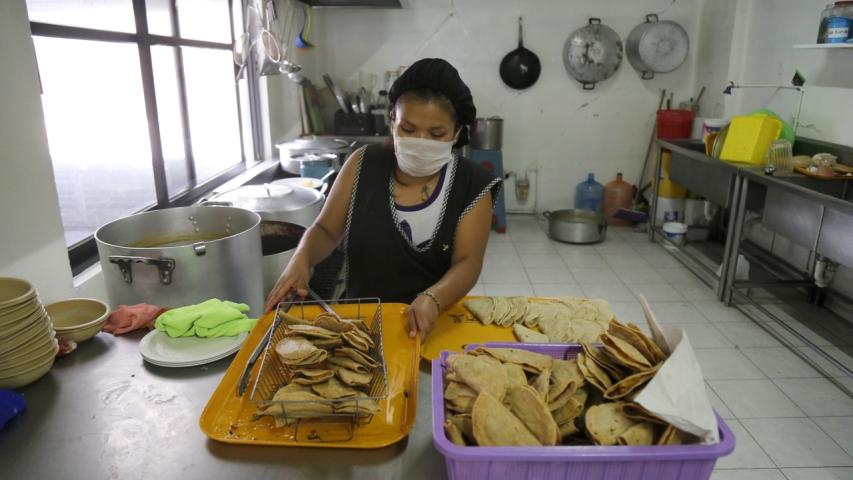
xmin=199 ymin=303 xmax=420 ymax=448
xmin=720 ymin=115 xmax=782 ymax=165
xmin=421 ymin=296 xmax=517 ymax=361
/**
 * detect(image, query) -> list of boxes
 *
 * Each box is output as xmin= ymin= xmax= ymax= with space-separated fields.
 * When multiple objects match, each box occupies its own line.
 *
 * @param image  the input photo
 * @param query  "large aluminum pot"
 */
xmin=207 ymin=183 xmax=324 ymax=228
xmin=276 ymin=136 xmax=354 ymax=175
xmin=95 ymin=206 xmax=264 ymax=315
xmin=260 ymin=221 xmax=305 ymax=296
xmin=563 ymin=18 xmax=623 ymax=90
xmin=626 ymin=14 xmax=689 ymax=79
xmin=544 ymin=209 xmax=607 ymax=244
xmin=471 ymin=116 xmax=504 ymax=150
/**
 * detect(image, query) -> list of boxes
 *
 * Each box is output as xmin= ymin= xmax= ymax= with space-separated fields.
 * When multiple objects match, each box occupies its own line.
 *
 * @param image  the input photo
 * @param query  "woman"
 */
xmin=265 ymin=58 xmax=501 ymax=340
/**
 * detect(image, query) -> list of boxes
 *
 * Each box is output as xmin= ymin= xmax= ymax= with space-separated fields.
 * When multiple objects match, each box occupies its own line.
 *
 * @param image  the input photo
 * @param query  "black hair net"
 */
xmin=388 ymin=58 xmax=477 ymax=146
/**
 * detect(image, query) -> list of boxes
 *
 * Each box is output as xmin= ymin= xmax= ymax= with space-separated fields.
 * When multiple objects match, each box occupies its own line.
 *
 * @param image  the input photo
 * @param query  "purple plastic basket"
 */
xmin=431 ymin=342 xmax=735 ymax=480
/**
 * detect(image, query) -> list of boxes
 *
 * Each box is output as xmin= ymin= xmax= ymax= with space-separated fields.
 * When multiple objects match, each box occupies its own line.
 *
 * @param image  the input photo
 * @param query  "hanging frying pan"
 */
xmin=499 ymin=17 xmax=541 ymax=90
xmin=563 ymin=18 xmax=623 ymax=90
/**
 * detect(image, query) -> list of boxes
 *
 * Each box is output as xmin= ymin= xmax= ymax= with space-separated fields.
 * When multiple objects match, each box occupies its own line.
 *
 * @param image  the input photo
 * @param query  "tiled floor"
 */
xmin=480 ymin=215 xmax=853 ymax=480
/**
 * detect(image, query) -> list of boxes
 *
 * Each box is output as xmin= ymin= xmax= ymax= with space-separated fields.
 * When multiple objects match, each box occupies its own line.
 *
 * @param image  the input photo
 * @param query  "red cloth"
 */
xmin=103 ymin=304 xmax=168 ymax=335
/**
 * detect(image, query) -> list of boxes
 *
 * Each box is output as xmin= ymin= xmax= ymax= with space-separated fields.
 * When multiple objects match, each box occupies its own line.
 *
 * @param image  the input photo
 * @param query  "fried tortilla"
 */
xmin=327 ymin=355 xmax=370 ymax=373
xmin=577 ymin=352 xmax=613 ymax=393
xmin=314 ymin=312 xmax=344 ymax=332
xmin=464 ymin=297 xmax=495 ymax=325
xmin=608 ymin=319 xmax=658 ymax=366
xmin=445 ymin=419 xmax=466 ymax=446
xmin=552 ymin=387 xmax=588 ymax=425
xmin=585 ymin=401 xmax=639 ymax=446
xmin=617 ymin=422 xmax=655 ymax=446
xmin=334 ymin=397 xmax=380 ymax=415
xmin=335 ymin=346 xmax=379 ymax=369
xmin=472 ymin=391 xmax=541 ymax=447
xmin=341 ymin=328 xmax=374 ymax=352
xmin=503 ymin=362 xmax=529 ymax=389
xmin=447 ymin=413 xmax=473 ymax=441
xmin=548 ymin=358 xmax=584 ymax=400
xmin=600 ymin=333 xmax=653 ymax=371
xmin=512 ymin=323 xmax=550 ymax=343
xmin=310 ymin=377 xmax=359 ymax=399
xmin=284 ymin=324 xmax=340 ymax=340
xmin=603 ymin=364 xmax=660 ymax=400
xmin=446 ymin=353 xmax=509 ymax=401
xmin=470 ymin=347 xmax=554 ymax=374
xmin=581 ymin=342 xmax=626 ymax=381
xmin=335 ymin=367 xmax=373 ymax=388
xmin=275 ymin=336 xmax=329 ymax=365
xmin=530 ymin=368 xmax=551 ymax=402
xmin=620 ymin=402 xmax=667 ymax=425
xmin=507 ymin=385 xmax=559 ymax=446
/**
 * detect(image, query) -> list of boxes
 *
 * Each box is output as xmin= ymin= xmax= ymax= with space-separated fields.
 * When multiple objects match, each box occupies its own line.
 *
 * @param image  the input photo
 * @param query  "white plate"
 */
xmin=139 ymin=330 xmax=248 ymax=367
xmin=270 ymin=177 xmax=325 ymax=190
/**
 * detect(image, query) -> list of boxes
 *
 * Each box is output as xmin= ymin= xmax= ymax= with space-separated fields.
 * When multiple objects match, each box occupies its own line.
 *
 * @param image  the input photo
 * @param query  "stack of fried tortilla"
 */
xmin=463 ymin=296 xmax=614 ymax=344
xmin=443 ymin=318 xmax=698 ymax=447
xmin=257 ymin=312 xmax=381 ymax=426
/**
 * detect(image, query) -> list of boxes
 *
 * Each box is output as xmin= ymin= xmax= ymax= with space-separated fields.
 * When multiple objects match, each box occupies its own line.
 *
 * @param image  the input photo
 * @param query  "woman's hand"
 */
xmin=406 ymin=294 xmax=440 ymax=341
xmin=264 ymin=254 xmax=311 ymax=312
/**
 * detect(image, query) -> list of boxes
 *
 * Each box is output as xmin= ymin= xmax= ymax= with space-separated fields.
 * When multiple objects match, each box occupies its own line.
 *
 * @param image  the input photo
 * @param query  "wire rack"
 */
xmin=249 ymin=297 xmax=387 ymax=439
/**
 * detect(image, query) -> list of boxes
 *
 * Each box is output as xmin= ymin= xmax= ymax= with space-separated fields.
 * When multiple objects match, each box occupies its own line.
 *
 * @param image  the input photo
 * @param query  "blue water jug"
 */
xmin=575 ymin=173 xmax=604 ymax=213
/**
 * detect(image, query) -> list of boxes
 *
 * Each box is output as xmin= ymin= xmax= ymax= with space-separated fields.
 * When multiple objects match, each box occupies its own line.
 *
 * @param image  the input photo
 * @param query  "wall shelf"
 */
xmin=793 ymin=43 xmax=853 ymax=49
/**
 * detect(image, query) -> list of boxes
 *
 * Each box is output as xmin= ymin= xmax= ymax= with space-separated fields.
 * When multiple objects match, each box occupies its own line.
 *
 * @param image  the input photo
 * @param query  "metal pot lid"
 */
xmin=275 ymin=136 xmax=351 ymax=154
xmin=628 ymin=15 xmax=689 ymax=73
xmin=563 ymin=18 xmax=623 ymax=88
xmin=213 ymin=184 xmax=323 ymax=213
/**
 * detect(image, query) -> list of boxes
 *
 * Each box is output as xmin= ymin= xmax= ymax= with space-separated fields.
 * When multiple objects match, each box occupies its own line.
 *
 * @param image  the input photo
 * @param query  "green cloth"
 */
xmin=155 ymin=298 xmax=255 ymax=338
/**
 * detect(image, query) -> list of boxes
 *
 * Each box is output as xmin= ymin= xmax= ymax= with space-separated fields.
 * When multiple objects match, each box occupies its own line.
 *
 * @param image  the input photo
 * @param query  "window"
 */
xmin=27 ymin=0 xmax=261 ymax=274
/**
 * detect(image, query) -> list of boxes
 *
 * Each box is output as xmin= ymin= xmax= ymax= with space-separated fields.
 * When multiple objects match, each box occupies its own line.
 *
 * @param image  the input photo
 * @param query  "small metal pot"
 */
xmin=276 ymin=136 xmax=354 ymax=175
xmin=563 ymin=18 xmax=623 ymax=90
xmin=206 ymin=183 xmax=324 ymax=228
xmin=260 ymin=221 xmax=305 ymax=296
xmin=471 ymin=117 xmax=504 ymax=150
xmin=543 ymin=209 xmax=607 ymax=244
xmin=626 ymin=14 xmax=689 ymax=79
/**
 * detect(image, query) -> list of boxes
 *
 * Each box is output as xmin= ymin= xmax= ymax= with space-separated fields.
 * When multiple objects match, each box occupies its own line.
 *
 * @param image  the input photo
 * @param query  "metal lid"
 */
xmin=275 ymin=136 xmax=351 ymax=155
xmin=212 ymin=184 xmax=323 ymax=213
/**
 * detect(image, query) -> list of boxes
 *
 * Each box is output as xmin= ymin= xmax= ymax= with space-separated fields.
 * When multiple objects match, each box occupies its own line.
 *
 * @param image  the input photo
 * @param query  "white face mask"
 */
xmin=393 ymin=132 xmax=458 ymax=177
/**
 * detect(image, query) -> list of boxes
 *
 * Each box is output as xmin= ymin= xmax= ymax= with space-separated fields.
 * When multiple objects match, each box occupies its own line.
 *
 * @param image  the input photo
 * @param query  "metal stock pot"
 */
xmin=543 ymin=209 xmax=607 ymax=244
xmin=95 ymin=206 xmax=264 ymax=315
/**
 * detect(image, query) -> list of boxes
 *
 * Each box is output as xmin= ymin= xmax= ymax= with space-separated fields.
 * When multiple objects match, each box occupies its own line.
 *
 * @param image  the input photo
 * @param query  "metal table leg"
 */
xmin=723 ymin=175 xmax=749 ymax=304
xmin=717 ymin=175 xmax=743 ymax=300
xmin=649 ymin=146 xmax=663 ymax=241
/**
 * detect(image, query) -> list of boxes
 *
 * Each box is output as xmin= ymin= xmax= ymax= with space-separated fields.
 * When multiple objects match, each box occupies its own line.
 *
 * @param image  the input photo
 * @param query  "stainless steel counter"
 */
xmin=0 ymin=332 xmax=443 ymax=480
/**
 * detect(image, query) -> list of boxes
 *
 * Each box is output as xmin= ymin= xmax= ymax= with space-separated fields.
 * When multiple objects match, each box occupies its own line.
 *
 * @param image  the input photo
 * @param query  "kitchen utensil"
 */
xmin=323 ymin=74 xmax=352 ymax=113
xmin=271 ymin=176 xmax=326 ymax=190
xmin=96 ymin=206 xmax=265 ymax=315
xmin=626 ymin=14 xmax=689 ymax=79
xmin=236 ymin=291 xmax=296 ymax=396
xmin=202 ymin=302 xmax=420 ymax=447
xmin=206 ymin=183 xmax=324 ymax=228
xmin=358 ymin=88 xmax=369 ymax=114
xmin=46 ymin=298 xmax=109 ymax=343
xmin=277 ymin=136 xmax=354 ymax=174
xmin=295 ymin=2 xmax=315 ymax=49
xmin=470 ymin=117 xmax=504 ymax=150
xmin=349 ymin=93 xmax=361 ymax=114
xmin=259 ymin=221 xmax=305 ymax=296
xmin=278 ymin=0 xmax=304 ymax=79
xmin=499 ymin=17 xmax=541 ymax=90
xmin=563 ymin=18 xmax=623 ymax=90
xmin=298 ymin=153 xmax=336 ymax=179
xmin=766 ymin=139 xmax=794 ymax=174
xmin=256 ymin=1 xmax=283 ymax=76
xmin=543 ymin=209 xmax=607 ymax=244
xmin=720 ymin=115 xmax=782 ymax=165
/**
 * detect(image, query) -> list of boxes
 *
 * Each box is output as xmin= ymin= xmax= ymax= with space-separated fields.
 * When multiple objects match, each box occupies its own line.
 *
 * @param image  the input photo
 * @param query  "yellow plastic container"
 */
xmin=656 ymin=150 xmax=687 ymax=198
xmin=720 ymin=115 xmax=782 ymax=165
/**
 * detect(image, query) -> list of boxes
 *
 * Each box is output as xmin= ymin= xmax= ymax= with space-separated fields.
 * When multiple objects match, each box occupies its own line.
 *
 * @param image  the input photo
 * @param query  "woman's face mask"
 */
xmin=392 ymin=98 xmax=460 ymax=177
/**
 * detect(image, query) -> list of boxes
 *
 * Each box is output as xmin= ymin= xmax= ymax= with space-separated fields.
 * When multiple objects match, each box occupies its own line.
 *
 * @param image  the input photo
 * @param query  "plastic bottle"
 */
xmin=574 ymin=173 xmax=605 ymax=213
xmin=603 ymin=173 xmax=634 ymax=226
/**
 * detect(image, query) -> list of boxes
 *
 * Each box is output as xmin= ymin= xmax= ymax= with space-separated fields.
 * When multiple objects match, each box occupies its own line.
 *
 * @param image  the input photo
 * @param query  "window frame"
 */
xmin=29 ymin=0 xmax=263 ymax=275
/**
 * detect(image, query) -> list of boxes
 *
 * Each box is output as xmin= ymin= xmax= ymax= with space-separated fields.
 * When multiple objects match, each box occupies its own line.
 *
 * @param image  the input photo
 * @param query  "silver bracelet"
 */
xmin=417 ymin=290 xmax=442 ymax=313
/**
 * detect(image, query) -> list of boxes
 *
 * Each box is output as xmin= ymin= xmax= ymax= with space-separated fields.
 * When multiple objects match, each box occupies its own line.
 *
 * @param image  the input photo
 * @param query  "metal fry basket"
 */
xmin=249 ymin=297 xmax=387 ymax=439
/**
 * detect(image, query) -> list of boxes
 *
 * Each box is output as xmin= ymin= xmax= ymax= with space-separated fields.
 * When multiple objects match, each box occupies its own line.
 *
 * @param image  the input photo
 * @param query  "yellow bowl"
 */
xmin=0 ymin=338 xmax=57 ymax=374
xmin=0 ymin=277 xmax=36 ymax=310
xmin=0 ymin=326 xmax=54 ymax=364
xmin=46 ymin=298 xmax=109 ymax=343
xmin=0 ymin=307 xmax=46 ymax=342
xmin=0 ymin=300 xmax=40 ymax=328
xmin=0 ymin=346 xmax=56 ymax=389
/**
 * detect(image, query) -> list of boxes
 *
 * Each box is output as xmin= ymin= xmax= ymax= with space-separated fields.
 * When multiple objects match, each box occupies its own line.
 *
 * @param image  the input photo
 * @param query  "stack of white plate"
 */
xmin=139 ymin=330 xmax=247 ymax=368
xmin=0 ymin=277 xmax=58 ymax=389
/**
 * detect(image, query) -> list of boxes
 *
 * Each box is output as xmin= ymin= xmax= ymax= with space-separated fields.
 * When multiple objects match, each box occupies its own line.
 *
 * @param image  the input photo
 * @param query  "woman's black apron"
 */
xmin=344 ymin=145 xmax=501 ymax=303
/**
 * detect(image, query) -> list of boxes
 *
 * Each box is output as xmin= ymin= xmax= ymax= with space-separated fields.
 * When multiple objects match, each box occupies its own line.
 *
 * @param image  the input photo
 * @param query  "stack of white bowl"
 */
xmin=0 ymin=277 xmax=58 ymax=389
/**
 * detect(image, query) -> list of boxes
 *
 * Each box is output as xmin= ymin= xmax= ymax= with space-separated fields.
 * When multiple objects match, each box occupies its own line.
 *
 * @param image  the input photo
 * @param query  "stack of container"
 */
xmin=655 ymin=109 xmax=694 ymax=223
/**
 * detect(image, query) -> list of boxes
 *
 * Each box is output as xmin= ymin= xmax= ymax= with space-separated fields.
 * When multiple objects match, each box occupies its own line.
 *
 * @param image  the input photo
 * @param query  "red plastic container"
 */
xmin=657 ymin=110 xmax=695 ymax=139
xmin=432 ymin=343 xmax=735 ymax=480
